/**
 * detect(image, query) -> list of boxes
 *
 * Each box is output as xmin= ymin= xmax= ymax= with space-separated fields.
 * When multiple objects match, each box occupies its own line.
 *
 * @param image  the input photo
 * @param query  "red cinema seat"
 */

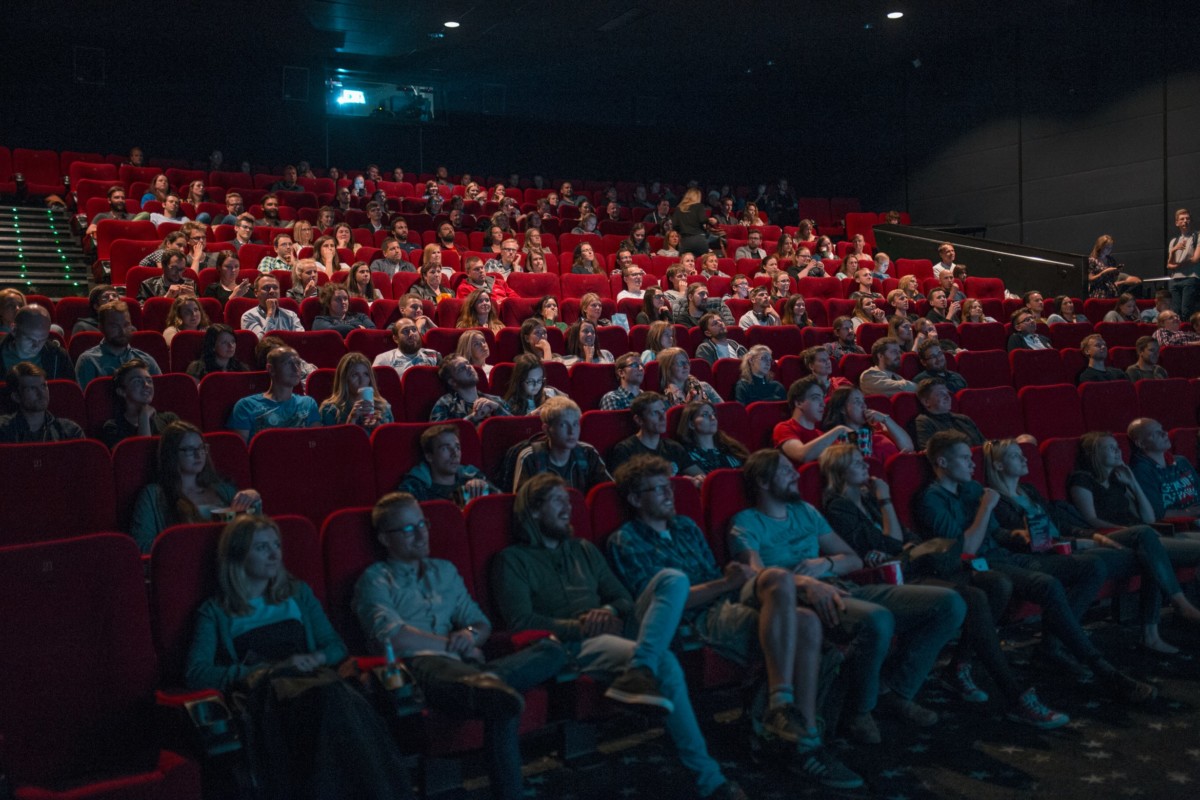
xmin=1159 ymin=345 xmax=1200 ymax=379
xmin=490 ymin=359 xmax=569 ymax=398
xmin=569 ymin=362 xmax=619 ymax=410
xmin=1135 ymin=379 xmax=1195 ymax=430
xmin=0 ymin=440 xmax=116 ymax=545
xmin=963 ymin=277 xmax=1005 ymax=300
xmin=580 ymin=409 xmax=637 ymax=463
xmin=895 ymin=259 xmax=934 ymax=280
xmin=478 ymin=414 xmax=546 ymax=485
xmin=0 ymin=534 xmax=202 ymax=799
xmin=250 ymin=425 xmax=375 ymax=523
xmin=12 ymin=148 xmax=64 ymax=194
xmin=1039 ymin=437 xmax=1083 ymax=501
xmin=955 ymin=387 xmax=1025 ymax=440
xmin=370 ymin=420 xmax=481 ymax=497
xmin=1010 ymin=349 xmax=1069 ymax=388
xmin=265 ymin=330 xmax=347 ymax=368
xmin=955 ymin=323 xmax=1007 ymax=353
xmin=955 ymin=349 xmax=1011 ymax=388
xmin=198 ymin=371 xmax=270 ymax=431
xmin=561 ymin=273 xmax=612 ymax=300
xmin=746 ymin=325 xmax=805 ymax=357
xmin=149 ymin=516 xmax=324 ymax=687
xmin=885 ymin=451 xmax=935 ymax=529
xmin=1078 ymin=380 xmax=1140 ymax=434
xmin=837 ymin=353 xmax=873 ymax=385
xmin=346 ymin=328 xmax=396 ymax=361
xmin=507 ymin=272 xmax=560 ymax=299
xmin=1094 ymin=321 xmax=1154 ymax=348
xmin=700 ymin=468 xmax=751 ymax=563
xmin=745 ymin=400 xmax=790 ymax=449
xmin=45 ymin=379 xmax=86 ymax=427
xmin=96 ymin=219 xmax=157 ymax=263
xmin=1019 ymin=384 xmax=1086 ymax=443
xmin=1048 ymin=321 xmax=1095 ymax=351
xmin=68 ymin=160 xmax=118 ymax=186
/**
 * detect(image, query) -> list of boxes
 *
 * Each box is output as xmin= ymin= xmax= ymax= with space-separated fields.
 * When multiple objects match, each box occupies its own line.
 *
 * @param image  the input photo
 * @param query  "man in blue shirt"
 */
xmin=75 ymin=300 xmax=162 ymax=387
xmin=227 ymin=345 xmax=320 ymax=442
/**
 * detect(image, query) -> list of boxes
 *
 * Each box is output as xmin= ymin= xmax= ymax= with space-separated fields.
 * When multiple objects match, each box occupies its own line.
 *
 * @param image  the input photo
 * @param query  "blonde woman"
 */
xmin=657 ymin=346 xmax=721 ymax=405
xmin=456 ymin=288 xmax=504 ymax=334
xmin=318 ymin=352 xmax=392 ymax=429
xmin=455 ymin=329 xmax=494 ymax=377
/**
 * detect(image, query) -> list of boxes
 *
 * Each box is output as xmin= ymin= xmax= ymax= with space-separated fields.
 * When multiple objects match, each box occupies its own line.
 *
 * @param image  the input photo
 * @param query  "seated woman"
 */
xmin=456 ymin=288 xmax=504 ymax=334
xmin=636 ymin=288 xmax=673 ymax=326
xmin=775 ymin=294 xmax=809 ymax=330
xmin=811 ymin=235 xmax=835 ymax=262
xmin=800 ymin=346 xmax=852 ymax=396
xmin=129 ymin=421 xmax=261 ymax=552
xmin=502 ymin=353 xmax=565 ymax=416
xmin=287 ymin=259 xmax=322 ymax=304
xmin=185 ymin=515 xmax=413 ymax=799
xmin=333 ymin=222 xmax=362 ymax=255
xmin=639 ymin=319 xmax=676 ymax=365
xmin=821 ymin=386 xmax=913 ymax=465
xmin=187 ymin=324 xmax=247 ymax=380
xmin=345 ymin=262 xmax=383 ymax=303
xmin=616 ymin=263 xmax=647 ymax=301
xmin=1055 ymin=433 xmax=1200 ymax=652
xmin=960 ymin=297 xmax=996 ymax=324
xmin=887 ymin=315 xmax=915 ymax=352
xmin=291 ymin=219 xmax=315 ymax=251
xmin=100 ymin=359 xmax=179 ymax=449
xmin=570 ymin=242 xmax=604 ymax=275
xmin=734 ymin=344 xmax=786 ymax=403
xmin=455 ymin=329 xmax=494 ymax=378
xmin=656 ymin=229 xmax=682 ymax=257
xmin=536 ymin=295 xmax=567 ymax=332
xmin=898 ymin=275 xmax=925 ymax=302
xmin=482 ymin=224 xmax=506 ymax=255
xmin=163 ymin=295 xmax=211 ymax=346
xmin=676 ymin=399 xmax=748 ymax=473
xmin=521 ymin=228 xmax=550 ymax=261
xmin=204 ymin=253 xmax=252 ymax=307
xmin=772 ymin=234 xmax=797 ymax=264
xmin=519 ymin=318 xmax=555 ymax=361
xmin=1045 ymin=295 xmax=1087 ymax=325
xmin=525 ymin=251 xmax=549 ymax=274
xmin=578 ymin=292 xmax=612 ymax=327
xmin=657 ymin=346 xmax=721 ymax=405
xmin=560 ymin=320 xmax=614 ymax=366
xmin=740 ymin=202 xmax=764 ymax=227
xmin=312 ymin=235 xmax=349 ymax=278
xmin=769 ymin=269 xmax=794 ymax=302
xmin=409 ymin=260 xmax=451 ymax=304
xmin=850 ymin=296 xmax=887 ymax=330
xmin=313 ymin=283 xmax=374 ymax=335
xmin=571 ymin=213 xmax=600 ymax=237
xmin=1102 ymin=293 xmax=1140 ymax=323
xmin=318 ymin=352 xmax=393 ymax=429
xmin=820 ymin=444 xmax=1069 ymax=728
xmin=914 ymin=317 xmax=956 ymax=353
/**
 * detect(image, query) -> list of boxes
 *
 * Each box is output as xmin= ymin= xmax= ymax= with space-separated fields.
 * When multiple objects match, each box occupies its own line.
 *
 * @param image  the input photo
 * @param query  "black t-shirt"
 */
xmin=608 ymin=435 xmax=695 ymax=476
xmin=1065 ymin=470 xmax=1139 ymax=526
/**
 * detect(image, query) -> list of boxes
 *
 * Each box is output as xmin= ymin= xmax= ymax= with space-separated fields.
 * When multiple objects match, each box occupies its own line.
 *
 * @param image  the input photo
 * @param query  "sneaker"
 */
xmin=604 ymin=666 xmax=674 ymax=715
xmin=759 ymin=705 xmax=804 ymax=744
xmin=843 ymin=712 xmax=881 ymax=745
xmin=877 ymin=693 xmax=939 ymax=726
xmin=1034 ymin=642 xmax=1094 ymax=680
xmin=1006 ymin=688 xmax=1070 ymax=730
xmin=1104 ymin=671 xmax=1158 ymax=704
xmin=792 ymin=746 xmax=865 ymax=790
xmin=706 ymin=781 xmax=750 ymax=800
xmin=943 ymin=662 xmax=989 ymax=703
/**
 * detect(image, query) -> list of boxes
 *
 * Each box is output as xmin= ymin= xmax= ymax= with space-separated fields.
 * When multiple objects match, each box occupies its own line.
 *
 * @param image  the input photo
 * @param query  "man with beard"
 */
xmin=396 ymin=424 xmax=496 ymax=504
xmin=86 ymin=185 xmax=130 ymax=238
xmin=254 ymin=194 xmax=293 ymax=228
xmin=429 ymin=355 xmax=508 ymax=425
xmin=75 ymin=301 xmax=162 ymax=386
xmin=372 ymin=318 xmax=440 ymax=379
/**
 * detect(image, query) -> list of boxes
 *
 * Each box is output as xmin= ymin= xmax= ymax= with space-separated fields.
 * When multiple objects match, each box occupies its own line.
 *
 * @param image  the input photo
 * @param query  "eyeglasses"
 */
xmin=635 ymin=482 xmax=673 ymax=497
xmin=379 ymin=519 xmax=429 ymax=537
xmin=177 ymin=445 xmax=209 ymax=457
xmin=524 ymin=377 xmax=545 ymax=386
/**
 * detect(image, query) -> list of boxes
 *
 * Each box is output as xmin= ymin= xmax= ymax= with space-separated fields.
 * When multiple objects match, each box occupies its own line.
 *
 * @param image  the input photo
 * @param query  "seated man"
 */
xmin=914 ymin=431 xmax=1155 ymax=703
xmin=607 ymin=392 xmax=703 ymax=486
xmin=430 ymin=356 xmax=509 ymax=425
xmin=827 ymin=317 xmax=864 ymax=361
xmin=734 ymin=229 xmax=767 ymax=261
xmin=227 ymin=345 xmax=320 ymax=442
xmin=137 ymin=248 xmax=196 ymax=301
xmin=213 ymin=192 xmax=244 ymax=227
xmin=85 ymin=185 xmax=131 ymax=239
xmin=270 ymin=165 xmax=301 ymax=193
xmin=847 ymin=267 xmax=882 ymax=301
xmin=738 ymin=286 xmax=781 ymax=329
xmin=1128 ymin=417 xmax=1200 ymax=521
xmin=395 ymin=293 xmax=437 ymax=337
xmin=240 ymin=274 xmax=304 ymax=337
xmin=932 ymin=242 xmax=959 ymax=278
xmin=599 ymin=352 xmax=645 ymax=411
xmin=456 ymin=256 xmax=513 ymax=302
xmin=390 ymin=218 xmax=422 ymax=254
xmin=923 ymin=288 xmax=960 ymax=325
xmin=858 ymin=337 xmax=916 ymax=397
xmin=0 ymin=304 xmax=73 ymax=379
xmin=1140 ymin=289 xmax=1173 ymax=323
xmin=257 ymin=232 xmax=300 ymax=273
xmin=1152 ymin=310 xmax=1200 ymax=347
xmin=355 ymin=492 xmax=567 ymax=800
xmin=397 ymin=424 xmax=497 ymax=504
xmin=912 ymin=378 xmax=986 ymax=450
xmin=254 ymin=194 xmax=292 ymax=229
xmin=730 ymin=449 xmax=965 ymax=740
xmin=148 ymin=193 xmax=190 ymax=227
xmin=673 ymin=283 xmax=735 ymax=328
xmin=230 ymin=214 xmax=259 ymax=250
xmin=694 ymin=312 xmax=747 ymax=365
xmin=1006 ymin=310 xmax=1052 ymax=351
xmin=75 ymin=300 xmax=162 ymax=387
xmin=511 ymin=397 xmax=611 ymax=493
xmin=936 ymin=270 xmax=966 ymax=304
xmin=484 ymin=239 xmax=522 ymax=276
xmin=773 ymin=375 xmax=852 ymax=464
xmin=492 ymin=474 xmax=749 ymax=800
xmin=1022 ymin=291 xmax=1047 ymax=325
xmin=1126 ymin=336 xmax=1168 ymax=381
xmin=606 ymin=456 xmax=862 ymax=789
xmin=373 ymin=318 xmax=440 ymax=378
xmin=1076 ymin=334 xmax=1127 ymax=383
xmin=370 ymin=237 xmax=415 ymax=277
xmin=910 ymin=340 xmax=966 ymax=393
xmin=0 ymin=362 xmax=84 ymax=442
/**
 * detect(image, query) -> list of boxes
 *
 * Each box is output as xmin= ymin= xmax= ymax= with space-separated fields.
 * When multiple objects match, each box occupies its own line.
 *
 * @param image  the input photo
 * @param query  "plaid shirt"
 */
xmin=1154 ymin=328 xmax=1200 ymax=347
xmin=599 ymin=386 xmax=639 ymax=411
xmin=607 ymin=516 xmax=721 ymax=608
xmin=512 ymin=440 xmax=612 ymax=494
xmin=429 ymin=390 xmax=509 ymax=425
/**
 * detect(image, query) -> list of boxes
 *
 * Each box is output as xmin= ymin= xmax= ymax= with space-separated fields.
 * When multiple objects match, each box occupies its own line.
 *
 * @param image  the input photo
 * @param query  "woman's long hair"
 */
xmin=157 ymin=421 xmax=228 ymax=526
xmin=676 ymin=400 xmax=748 ymax=461
xmin=217 ymin=514 xmax=296 ymax=616
xmin=319 ymin=352 xmax=387 ymax=421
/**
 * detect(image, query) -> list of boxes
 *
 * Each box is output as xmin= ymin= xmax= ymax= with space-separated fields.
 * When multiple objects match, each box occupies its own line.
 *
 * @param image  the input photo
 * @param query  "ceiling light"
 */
xmin=887 ymin=11 xmax=904 ymax=19
xmin=443 ymin=21 xmax=460 ymax=28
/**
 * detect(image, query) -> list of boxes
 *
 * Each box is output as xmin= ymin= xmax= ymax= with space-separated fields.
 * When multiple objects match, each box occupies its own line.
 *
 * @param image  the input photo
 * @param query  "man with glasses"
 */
xmin=0 ymin=362 xmax=84 ymax=442
xmin=600 ymin=352 xmax=645 ymax=410
xmin=334 ymin=186 xmax=353 ymax=213
xmin=214 ymin=192 xmax=244 ymax=226
xmin=483 ymin=238 xmax=522 ymax=277
xmin=617 ymin=261 xmax=646 ymax=301
xmin=257 ymin=233 xmax=299 ymax=273
xmin=230 ymin=214 xmax=259 ymax=251
xmin=511 ymin=397 xmax=611 ymax=493
xmin=240 ymin=274 xmax=303 ymax=336
xmin=355 ymin=492 xmax=566 ymax=800
xmin=606 ymin=455 xmax=863 ymax=790
xmin=1006 ymin=310 xmax=1052 ymax=351
xmin=178 ymin=221 xmax=220 ymax=271
xmin=227 ymin=345 xmax=319 ymax=441
xmin=0 ymin=305 xmax=73 ymax=379
xmin=75 ymin=300 xmax=162 ymax=387
xmin=137 ymin=248 xmax=197 ymax=301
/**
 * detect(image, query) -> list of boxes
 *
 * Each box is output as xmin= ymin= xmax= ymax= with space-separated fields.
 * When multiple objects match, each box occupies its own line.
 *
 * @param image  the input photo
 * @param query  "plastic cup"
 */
xmin=359 ymin=387 xmax=374 ymax=404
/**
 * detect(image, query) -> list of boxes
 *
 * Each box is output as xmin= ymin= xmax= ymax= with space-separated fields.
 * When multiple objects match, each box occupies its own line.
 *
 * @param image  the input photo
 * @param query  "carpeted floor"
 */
xmin=456 ymin=614 xmax=1200 ymax=800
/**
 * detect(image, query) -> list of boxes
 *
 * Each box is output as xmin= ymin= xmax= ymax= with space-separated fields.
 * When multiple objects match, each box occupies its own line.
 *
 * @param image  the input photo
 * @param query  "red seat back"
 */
xmin=371 ymin=420 xmax=481 ymax=497
xmin=1019 ymin=384 xmax=1086 ymax=442
xmin=0 ymin=440 xmax=116 ymax=544
xmin=250 ymin=425 xmax=375 ymax=523
xmin=955 ymin=349 xmax=1011 ymax=388
xmin=956 ymin=386 xmax=1024 ymax=440
xmin=1135 ymin=378 xmax=1195 ymax=430
xmin=1010 ymin=349 xmax=1069 ymax=387
xmin=198 ymin=371 xmax=271 ymax=431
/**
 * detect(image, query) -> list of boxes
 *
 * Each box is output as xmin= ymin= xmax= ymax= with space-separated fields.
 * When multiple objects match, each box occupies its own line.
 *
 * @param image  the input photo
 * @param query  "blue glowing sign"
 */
xmin=337 ymin=89 xmax=366 ymax=105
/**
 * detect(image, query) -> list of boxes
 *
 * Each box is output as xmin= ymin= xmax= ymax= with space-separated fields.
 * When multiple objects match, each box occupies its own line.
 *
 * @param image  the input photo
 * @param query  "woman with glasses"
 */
xmin=100 ymin=359 xmax=179 ymax=449
xmin=503 ymin=353 xmax=564 ymax=415
xmin=129 ymin=421 xmax=261 ymax=552
xmin=617 ymin=264 xmax=647 ymax=300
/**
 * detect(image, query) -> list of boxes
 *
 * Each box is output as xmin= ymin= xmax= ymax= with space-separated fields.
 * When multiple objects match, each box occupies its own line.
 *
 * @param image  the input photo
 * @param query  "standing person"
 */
xmin=187 ymin=515 xmax=414 ymax=799
xmin=354 ymin=493 xmax=567 ymax=800
xmin=819 ymin=444 xmax=1069 ymax=728
xmin=671 ymin=188 xmax=711 ymax=257
xmin=491 ymin=474 xmax=750 ymax=800
xmin=1167 ymin=208 xmax=1199 ymax=318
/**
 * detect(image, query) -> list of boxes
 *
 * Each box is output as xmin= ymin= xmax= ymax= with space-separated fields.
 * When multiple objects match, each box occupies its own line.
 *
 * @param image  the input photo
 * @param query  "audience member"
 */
xmin=312 ymin=283 xmax=374 ymax=335
xmin=1128 ymin=418 xmax=1200 ymax=522
xmin=0 ymin=362 xmax=84 ymax=442
xmin=1152 ymin=310 xmax=1200 ymax=347
xmin=318 ymin=352 xmax=393 ymax=429
xmin=608 ymin=392 xmax=703 ymax=485
xmin=1126 ymin=336 xmax=1168 ymax=380
xmin=1006 ymin=310 xmax=1051 ymax=351
xmin=430 ymin=355 xmax=508 ymax=425
xmin=227 ymin=345 xmax=320 ymax=442
xmin=397 ymin=424 xmax=497 ymax=504
xmin=99 ymin=359 xmax=178 ymax=448
xmin=739 ymin=286 xmax=781 ymax=329
xmin=0 ymin=304 xmax=73 ymax=379
xmin=561 ymin=321 xmax=614 ymax=366
xmin=1167 ymin=207 xmax=1199 ymax=318
xmin=162 ymin=295 xmax=210 ymax=346
xmin=734 ymin=345 xmax=785 ymax=403
xmin=502 ymin=353 xmax=564 ymax=416
xmin=823 ymin=386 xmax=913 ymax=464
xmin=240 ymin=275 xmax=303 ymax=336
xmin=511 ymin=397 xmax=610 ymax=493
xmin=1076 ymin=334 xmax=1127 ymax=383
xmin=676 ymin=400 xmax=749 ymax=473
xmin=657 ymin=346 xmax=722 ymax=405
xmin=456 ymin=288 xmax=505 ymax=334
xmin=859 ymin=337 xmax=916 ymax=397
xmin=76 ymin=301 xmax=162 ymax=386
xmin=137 ymin=249 xmax=196 ymax=302
xmin=186 ymin=324 xmax=246 ymax=379
xmin=694 ymin=312 xmax=747 ymax=365
xmin=774 ymin=376 xmax=853 ymax=464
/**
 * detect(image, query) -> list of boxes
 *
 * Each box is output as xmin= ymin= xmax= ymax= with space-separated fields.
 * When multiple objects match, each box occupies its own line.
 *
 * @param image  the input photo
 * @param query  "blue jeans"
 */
xmin=575 ymin=569 xmax=726 ymax=797
xmin=408 ymin=639 xmax=567 ymax=800
xmin=1170 ymin=276 xmax=1198 ymax=319
xmin=1079 ymin=526 xmax=1200 ymax=624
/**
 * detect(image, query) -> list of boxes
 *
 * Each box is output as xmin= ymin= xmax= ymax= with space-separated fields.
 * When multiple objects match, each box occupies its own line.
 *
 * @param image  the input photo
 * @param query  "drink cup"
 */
xmin=359 ymin=387 xmax=374 ymax=404
xmin=878 ymin=561 xmax=903 ymax=585
xmin=1051 ymin=541 xmax=1072 ymax=555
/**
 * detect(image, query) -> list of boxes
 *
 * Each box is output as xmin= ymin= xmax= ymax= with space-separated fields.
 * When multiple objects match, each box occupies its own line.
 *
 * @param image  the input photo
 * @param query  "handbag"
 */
xmin=902 ymin=537 xmax=963 ymax=580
